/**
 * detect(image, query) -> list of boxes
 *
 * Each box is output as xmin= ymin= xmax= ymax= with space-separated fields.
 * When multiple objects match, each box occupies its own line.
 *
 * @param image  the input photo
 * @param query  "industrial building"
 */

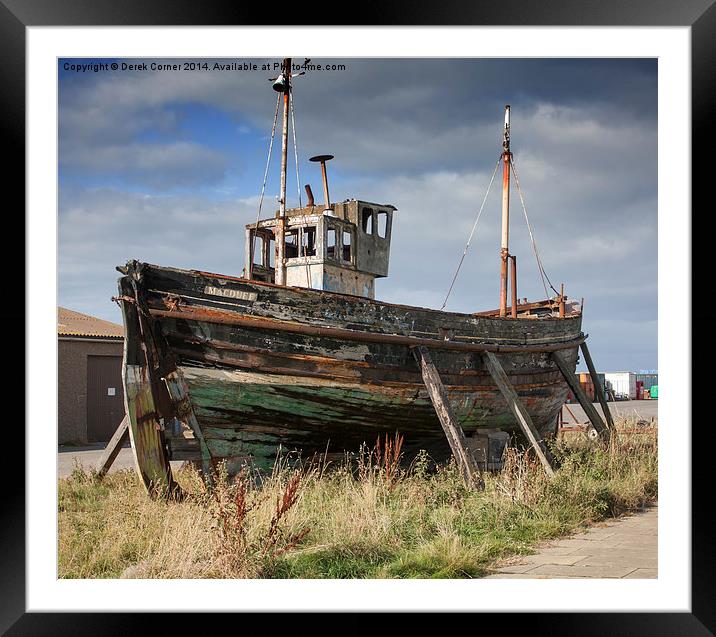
xmin=570 ymin=370 xmax=658 ymax=402
xmin=58 ymin=307 xmax=125 ymax=444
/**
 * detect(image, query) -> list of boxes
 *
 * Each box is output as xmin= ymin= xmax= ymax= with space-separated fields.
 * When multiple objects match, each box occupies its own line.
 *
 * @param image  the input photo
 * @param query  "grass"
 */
xmin=58 ymin=418 xmax=657 ymax=579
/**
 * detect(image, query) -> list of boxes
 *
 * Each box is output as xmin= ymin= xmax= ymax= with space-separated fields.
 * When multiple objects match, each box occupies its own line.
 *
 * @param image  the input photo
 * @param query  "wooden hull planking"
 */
xmin=117 ymin=261 xmax=582 ymax=482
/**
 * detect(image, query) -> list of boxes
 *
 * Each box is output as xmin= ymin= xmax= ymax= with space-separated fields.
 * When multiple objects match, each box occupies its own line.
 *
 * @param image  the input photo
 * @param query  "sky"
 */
xmin=58 ymin=58 xmax=657 ymax=372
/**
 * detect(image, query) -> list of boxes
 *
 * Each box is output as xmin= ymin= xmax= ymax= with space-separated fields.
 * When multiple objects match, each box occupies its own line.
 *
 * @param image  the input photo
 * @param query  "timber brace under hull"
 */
xmin=118 ymin=260 xmax=583 ymax=492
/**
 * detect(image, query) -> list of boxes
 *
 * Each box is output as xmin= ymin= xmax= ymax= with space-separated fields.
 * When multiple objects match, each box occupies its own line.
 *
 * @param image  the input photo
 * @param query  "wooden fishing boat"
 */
xmin=116 ymin=59 xmax=611 ymax=493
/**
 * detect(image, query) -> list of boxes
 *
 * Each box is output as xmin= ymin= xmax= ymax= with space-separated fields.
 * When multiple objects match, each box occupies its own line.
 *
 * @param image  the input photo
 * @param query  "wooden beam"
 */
xmin=551 ymin=351 xmax=610 ymax=442
xmin=96 ymin=415 xmax=129 ymax=479
xmin=163 ymin=369 xmax=214 ymax=484
xmin=411 ymin=346 xmax=484 ymax=490
xmin=579 ymin=341 xmax=615 ymax=429
xmin=482 ymin=351 xmax=555 ymax=476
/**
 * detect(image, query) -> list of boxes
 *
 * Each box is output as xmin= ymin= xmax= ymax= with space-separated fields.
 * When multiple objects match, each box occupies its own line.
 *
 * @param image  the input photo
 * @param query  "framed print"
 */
xmin=4 ymin=0 xmax=711 ymax=632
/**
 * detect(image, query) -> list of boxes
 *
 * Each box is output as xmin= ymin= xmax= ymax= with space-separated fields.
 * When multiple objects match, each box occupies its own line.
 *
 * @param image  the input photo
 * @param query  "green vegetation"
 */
xmin=58 ymin=420 xmax=657 ymax=579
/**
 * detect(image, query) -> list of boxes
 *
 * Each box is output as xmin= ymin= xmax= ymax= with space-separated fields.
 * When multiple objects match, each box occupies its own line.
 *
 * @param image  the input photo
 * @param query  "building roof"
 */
xmin=58 ymin=306 xmax=124 ymax=339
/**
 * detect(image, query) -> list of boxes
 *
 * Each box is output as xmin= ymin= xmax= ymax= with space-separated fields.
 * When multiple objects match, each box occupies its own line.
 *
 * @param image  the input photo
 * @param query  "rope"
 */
xmin=440 ymin=155 xmax=502 ymax=310
xmin=509 ymin=158 xmax=560 ymax=302
xmin=249 ymin=91 xmax=281 ymax=278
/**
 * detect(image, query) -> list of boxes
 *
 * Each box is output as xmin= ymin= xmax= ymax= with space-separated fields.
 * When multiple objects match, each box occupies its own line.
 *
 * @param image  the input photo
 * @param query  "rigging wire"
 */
xmin=249 ymin=91 xmax=281 ymax=278
xmin=290 ymin=90 xmax=312 ymax=288
xmin=509 ymin=158 xmax=560 ymax=302
xmin=290 ymin=92 xmax=302 ymax=208
xmin=440 ymin=155 xmax=502 ymax=310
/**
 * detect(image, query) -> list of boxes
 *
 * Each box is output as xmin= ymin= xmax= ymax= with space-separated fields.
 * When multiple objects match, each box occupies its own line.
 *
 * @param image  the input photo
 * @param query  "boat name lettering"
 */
xmin=204 ymin=286 xmax=257 ymax=301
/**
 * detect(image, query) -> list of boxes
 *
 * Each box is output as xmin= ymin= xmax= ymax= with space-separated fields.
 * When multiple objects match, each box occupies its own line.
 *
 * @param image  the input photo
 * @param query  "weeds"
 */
xmin=208 ymin=463 xmax=310 ymax=577
xmin=58 ymin=418 xmax=657 ymax=579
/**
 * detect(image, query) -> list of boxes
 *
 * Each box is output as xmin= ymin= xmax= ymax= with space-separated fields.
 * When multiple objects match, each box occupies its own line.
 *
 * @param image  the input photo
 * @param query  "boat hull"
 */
xmin=117 ymin=261 xmax=582 ymax=487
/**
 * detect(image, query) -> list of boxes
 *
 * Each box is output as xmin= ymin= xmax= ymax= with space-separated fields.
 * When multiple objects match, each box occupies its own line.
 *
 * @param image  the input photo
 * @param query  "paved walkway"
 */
xmin=58 ymin=444 xmax=184 ymax=478
xmin=561 ymin=399 xmax=657 ymax=425
xmin=484 ymin=503 xmax=657 ymax=578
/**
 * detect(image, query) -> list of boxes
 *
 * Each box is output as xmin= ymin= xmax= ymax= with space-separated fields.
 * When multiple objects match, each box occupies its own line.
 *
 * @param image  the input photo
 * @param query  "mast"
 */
xmin=499 ymin=105 xmax=511 ymax=318
xmin=275 ymin=57 xmax=291 ymax=286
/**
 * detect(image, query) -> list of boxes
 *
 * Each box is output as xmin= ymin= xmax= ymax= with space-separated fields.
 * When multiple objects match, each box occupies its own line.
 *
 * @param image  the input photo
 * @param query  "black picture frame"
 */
xmin=5 ymin=0 xmax=710 ymax=633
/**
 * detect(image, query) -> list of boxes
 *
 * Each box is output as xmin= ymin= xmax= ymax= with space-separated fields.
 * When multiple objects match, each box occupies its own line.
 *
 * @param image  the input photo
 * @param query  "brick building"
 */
xmin=58 ymin=307 xmax=125 ymax=444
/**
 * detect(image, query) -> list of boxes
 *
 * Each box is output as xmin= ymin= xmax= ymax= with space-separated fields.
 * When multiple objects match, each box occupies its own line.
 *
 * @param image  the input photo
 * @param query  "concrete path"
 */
xmin=484 ymin=503 xmax=657 ymax=578
xmin=58 ymin=444 xmax=184 ymax=478
xmin=561 ymin=399 xmax=657 ymax=425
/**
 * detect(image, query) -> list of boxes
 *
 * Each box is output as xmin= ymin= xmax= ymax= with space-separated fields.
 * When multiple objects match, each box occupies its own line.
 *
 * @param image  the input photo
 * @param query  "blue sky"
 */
xmin=58 ymin=58 xmax=657 ymax=371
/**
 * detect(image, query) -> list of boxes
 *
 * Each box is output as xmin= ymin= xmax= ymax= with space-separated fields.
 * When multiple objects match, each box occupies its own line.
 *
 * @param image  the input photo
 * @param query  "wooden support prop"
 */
xmin=412 ymin=346 xmax=484 ymax=489
xmin=96 ymin=415 xmax=129 ymax=479
xmin=551 ymin=351 xmax=610 ymax=442
xmin=579 ymin=341 xmax=615 ymax=430
xmin=163 ymin=370 xmax=214 ymax=484
xmin=482 ymin=351 xmax=555 ymax=476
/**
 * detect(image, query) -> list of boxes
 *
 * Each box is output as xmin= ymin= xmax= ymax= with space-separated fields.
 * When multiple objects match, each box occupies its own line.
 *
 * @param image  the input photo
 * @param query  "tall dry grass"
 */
xmin=58 ymin=418 xmax=657 ymax=579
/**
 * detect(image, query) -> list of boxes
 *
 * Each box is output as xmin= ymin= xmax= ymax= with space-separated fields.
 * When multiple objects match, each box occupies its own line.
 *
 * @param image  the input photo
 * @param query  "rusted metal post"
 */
xmin=559 ymin=283 xmax=565 ymax=318
xmin=275 ymin=57 xmax=291 ymax=286
xmin=320 ymin=162 xmax=330 ymax=209
xmin=510 ymin=254 xmax=517 ymax=318
xmin=499 ymin=105 xmax=511 ymax=318
xmin=305 ymin=184 xmax=315 ymax=206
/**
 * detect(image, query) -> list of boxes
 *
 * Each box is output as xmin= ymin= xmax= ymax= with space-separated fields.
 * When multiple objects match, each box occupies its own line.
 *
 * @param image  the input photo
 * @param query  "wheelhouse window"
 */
xmin=250 ymin=231 xmax=263 ymax=266
xmin=285 ymin=229 xmax=299 ymax=259
xmin=299 ymin=226 xmax=317 ymax=257
xmin=249 ymin=230 xmax=275 ymax=269
xmin=342 ymin=228 xmax=353 ymax=263
xmin=267 ymin=237 xmax=275 ymax=267
xmin=361 ymin=207 xmax=374 ymax=234
xmin=376 ymin=211 xmax=389 ymax=239
xmin=326 ymin=226 xmax=337 ymax=260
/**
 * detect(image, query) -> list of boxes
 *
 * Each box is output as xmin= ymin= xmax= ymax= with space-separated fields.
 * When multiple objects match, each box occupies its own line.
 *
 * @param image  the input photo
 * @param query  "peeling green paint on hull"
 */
xmin=117 ymin=262 xmax=583 ymax=484
xmin=180 ymin=365 xmax=569 ymax=467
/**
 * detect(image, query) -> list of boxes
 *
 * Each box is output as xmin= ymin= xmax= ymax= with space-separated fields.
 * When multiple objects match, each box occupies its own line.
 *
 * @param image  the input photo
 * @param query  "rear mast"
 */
xmin=499 ymin=104 xmax=511 ymax=318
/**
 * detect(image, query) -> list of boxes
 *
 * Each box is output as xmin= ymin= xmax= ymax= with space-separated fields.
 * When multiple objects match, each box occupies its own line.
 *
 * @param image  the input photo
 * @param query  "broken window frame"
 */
xmin=298 ymin=225 xmax=317 ymax=258
xmin=248 ymin=228 xmax=276 ymax=269
xmin=284 ymin=228 xmax=300 ymax=260
xmin=361 ymin=207 xmax=374 ymax=235
xmin=341 ymin=226 xmax=354 ymax=264
xmin=376 ymin=210 xmax=390 ymax=240
xmin=325 ymin=222 xmax=338 ymax=261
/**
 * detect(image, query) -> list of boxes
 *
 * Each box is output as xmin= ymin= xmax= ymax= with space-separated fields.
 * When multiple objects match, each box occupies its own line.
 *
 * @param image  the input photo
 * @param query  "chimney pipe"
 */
xmin=304 ymin=184 xmax=315 ymax=207
xmin=309 ymin=154 xmax=334 ymax=211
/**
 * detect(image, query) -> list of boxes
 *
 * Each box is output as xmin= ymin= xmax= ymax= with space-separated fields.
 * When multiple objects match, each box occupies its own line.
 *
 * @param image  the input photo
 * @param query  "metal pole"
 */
xmin=499 ymin=105 xmax=511 ymax=318
xmin=510 ymin=254 xmax=517 ymax=318
xmin=276 ymin=57 xmax=291 ymax=286
xmin=320 ymin=161 xmax=330 ymax=209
